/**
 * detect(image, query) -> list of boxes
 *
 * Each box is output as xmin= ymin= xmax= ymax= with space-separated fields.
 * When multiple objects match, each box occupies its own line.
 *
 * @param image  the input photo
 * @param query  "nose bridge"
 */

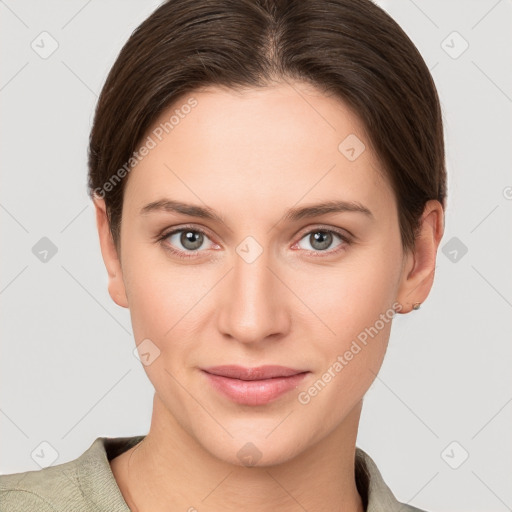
xmin=217 ymin=235 xmax=289 ymax=343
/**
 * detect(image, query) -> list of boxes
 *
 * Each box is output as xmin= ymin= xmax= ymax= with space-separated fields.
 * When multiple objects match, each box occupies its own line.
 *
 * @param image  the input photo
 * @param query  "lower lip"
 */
xmin=202 ymin=371 xmax=309 ymax=405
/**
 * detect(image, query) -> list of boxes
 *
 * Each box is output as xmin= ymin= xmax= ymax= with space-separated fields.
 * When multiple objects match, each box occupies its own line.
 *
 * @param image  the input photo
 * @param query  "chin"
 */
xmin=196 ymin=425 xmax=310 ymax=468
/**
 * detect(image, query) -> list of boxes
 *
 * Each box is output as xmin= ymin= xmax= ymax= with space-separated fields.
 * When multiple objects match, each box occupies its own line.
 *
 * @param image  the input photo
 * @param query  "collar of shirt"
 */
xmin=0 ymin=436 xmax=427 ymax=512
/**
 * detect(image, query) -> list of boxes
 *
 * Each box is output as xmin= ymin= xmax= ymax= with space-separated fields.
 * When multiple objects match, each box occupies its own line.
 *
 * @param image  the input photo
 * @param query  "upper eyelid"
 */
xmin=159 ymin=224 xmax=216 ymax=242
xmin=297 ymin=224 xmax=351 ymax=239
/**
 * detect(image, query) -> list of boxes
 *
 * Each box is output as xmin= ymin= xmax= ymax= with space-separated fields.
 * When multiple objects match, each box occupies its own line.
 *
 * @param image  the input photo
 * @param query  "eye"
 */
xmin=294 ymin=228 xmax=351 ymax=255
xmin=157 ymin=226 xmax=216 ymax=259
xmin=156 ymin=225 xmax=352 ymax=260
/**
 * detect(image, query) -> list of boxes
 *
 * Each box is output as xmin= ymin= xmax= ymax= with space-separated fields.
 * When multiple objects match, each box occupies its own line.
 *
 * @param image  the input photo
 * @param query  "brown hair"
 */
xmin=87 ymin=0 xmax=446 ymax=255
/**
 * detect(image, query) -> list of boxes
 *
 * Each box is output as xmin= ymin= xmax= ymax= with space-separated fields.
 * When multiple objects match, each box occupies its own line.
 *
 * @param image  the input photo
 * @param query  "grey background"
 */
xmin=1 ymin=1 xmax=511 ymax=511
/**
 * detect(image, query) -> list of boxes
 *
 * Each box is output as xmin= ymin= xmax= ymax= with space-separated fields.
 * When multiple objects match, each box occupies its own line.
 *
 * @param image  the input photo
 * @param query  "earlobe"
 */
xmin=93 ymin=195 xmax=129 ymax=309
xmin=395 ymin=200 xmax=445 ymax=314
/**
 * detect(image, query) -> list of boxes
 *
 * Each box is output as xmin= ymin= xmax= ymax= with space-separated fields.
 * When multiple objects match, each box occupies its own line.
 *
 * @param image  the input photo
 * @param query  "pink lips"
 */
xmin=201 ymin=365 xmax=309 ymax=405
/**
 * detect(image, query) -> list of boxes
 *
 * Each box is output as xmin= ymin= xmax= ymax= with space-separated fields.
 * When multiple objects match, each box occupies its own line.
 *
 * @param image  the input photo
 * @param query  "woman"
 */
xmin=0 ymin=0 xmax=445 ymax=510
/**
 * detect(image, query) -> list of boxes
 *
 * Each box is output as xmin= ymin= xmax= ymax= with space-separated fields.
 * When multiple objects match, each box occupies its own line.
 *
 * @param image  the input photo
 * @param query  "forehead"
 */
xmin=123 ymin=82 xmax=395 ymax=224
xmin=156 ymin=82 xmax=369 ymax=156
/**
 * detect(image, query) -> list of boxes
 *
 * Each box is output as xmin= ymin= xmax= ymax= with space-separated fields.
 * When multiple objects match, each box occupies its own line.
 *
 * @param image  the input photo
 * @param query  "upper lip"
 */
xmin=202 ymin=365 xmax=307 ymax=380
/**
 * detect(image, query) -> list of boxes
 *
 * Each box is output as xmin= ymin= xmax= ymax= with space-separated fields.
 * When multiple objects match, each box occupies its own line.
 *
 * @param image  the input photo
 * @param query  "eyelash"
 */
xmin=155 ymin=224 xmax=352 ymax=260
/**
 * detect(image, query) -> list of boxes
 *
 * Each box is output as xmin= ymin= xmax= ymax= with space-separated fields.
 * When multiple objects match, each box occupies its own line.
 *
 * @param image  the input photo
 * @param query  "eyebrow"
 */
xmin=140 ymin=198 xmax=374 ymax=223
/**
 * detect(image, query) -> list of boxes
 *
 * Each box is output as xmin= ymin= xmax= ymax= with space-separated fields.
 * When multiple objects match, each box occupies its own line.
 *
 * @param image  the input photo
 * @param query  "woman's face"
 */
xmin=99 ymin=82 xmax=417 ymax=466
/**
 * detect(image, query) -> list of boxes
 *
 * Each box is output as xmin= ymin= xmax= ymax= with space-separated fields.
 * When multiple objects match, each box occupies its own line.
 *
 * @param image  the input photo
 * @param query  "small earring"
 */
xmin=412 ymin=302 xmax=421 ymax=310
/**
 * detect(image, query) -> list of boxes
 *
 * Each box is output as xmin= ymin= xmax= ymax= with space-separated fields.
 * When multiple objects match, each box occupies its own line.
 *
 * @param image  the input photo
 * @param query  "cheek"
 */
xmin=123 ymin=258 xmax=202 ymax=400
xmin=292 ymin=247 xmax=399 ymax=388
xmin=296 ymin=286 xmax=394 ymax=423
xmin=122 ymin=243 xmax=215 ymax=352
xmin=292 ymin=247 xmax=399 ymax=331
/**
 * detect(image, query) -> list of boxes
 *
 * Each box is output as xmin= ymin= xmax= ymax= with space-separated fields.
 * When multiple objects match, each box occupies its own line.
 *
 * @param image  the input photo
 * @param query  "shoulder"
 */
xmin=355 ymin=447 xmax=430 ymax=512
xmin=0 ymin=455 xmax=90 ymax=512
xmin=0 ymin=436 xmax=144 ymax=512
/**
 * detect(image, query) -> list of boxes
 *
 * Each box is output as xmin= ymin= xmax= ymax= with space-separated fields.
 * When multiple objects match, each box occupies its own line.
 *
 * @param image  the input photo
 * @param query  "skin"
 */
xmin=93 ymin=81 xmax=444 ymax=512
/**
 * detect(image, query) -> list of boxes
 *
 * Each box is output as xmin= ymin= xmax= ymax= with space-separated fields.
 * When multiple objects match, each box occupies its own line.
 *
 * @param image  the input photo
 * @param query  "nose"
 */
xmin=216 ymin=242 xmax=291 ymax=345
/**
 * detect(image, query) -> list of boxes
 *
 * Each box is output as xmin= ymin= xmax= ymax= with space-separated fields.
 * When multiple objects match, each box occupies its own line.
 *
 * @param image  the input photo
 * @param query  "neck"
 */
xmin=111 ymin=394 xmax=365 ymax=512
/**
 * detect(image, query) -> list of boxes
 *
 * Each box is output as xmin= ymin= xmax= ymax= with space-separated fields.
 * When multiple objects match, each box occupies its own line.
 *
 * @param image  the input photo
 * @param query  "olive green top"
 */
xmin=0 ymin=436 xmax=427 ymax=511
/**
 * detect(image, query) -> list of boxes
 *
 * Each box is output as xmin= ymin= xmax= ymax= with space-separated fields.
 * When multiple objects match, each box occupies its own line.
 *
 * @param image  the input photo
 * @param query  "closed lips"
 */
xmin=201 ymin=365 xmax=308 ymax=380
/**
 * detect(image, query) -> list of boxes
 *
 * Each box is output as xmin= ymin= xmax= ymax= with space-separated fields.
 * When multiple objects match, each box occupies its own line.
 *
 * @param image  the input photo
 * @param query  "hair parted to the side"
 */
xmin=87 ymin=0 xmax=446 ymax=255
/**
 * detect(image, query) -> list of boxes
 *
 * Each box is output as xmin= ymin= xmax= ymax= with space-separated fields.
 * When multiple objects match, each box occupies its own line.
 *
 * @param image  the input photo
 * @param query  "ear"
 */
xmin=395 ymin=199 xmax=445 ymax=314
xmin=93 ymin=195 xmax=129 ymax=308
